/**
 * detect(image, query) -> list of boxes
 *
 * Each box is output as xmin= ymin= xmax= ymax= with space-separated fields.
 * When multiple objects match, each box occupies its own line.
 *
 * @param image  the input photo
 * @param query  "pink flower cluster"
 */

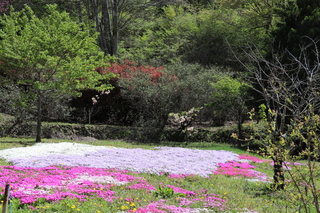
xmin=166 ymin=185 xmax=197 ymax=197
xmin=213 ymin=154 xmax=269 ymax=181
xmin=133 ymin=196 xmax=226 ymax=213
xmin=238 ymin=154 xmax=267 ymax=163
xmin=126 ymin=180 xmax=156 ymax=191
xmin=214 ymin=161 xmax=257 ymax=177
xmin=0 ymin=165 xmax=135 ymax=204
xmin=167 ymin=174 xmax=195 ymax=179
xmin=0 ymin=165 xmax=227 ymax=212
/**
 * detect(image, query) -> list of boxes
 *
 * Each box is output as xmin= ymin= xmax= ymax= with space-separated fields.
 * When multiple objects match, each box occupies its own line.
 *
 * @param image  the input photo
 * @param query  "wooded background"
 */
xmin=0 ymin=0 xmax=319 ymax=142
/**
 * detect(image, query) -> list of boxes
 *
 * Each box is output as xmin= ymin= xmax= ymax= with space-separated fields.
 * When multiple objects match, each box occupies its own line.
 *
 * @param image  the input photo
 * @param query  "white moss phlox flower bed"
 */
xmin=0 ymin=142 xmax=239 ymax=177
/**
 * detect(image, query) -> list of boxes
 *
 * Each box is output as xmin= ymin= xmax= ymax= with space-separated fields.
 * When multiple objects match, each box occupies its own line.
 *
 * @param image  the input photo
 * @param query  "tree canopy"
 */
xmin=270 ymin=0 xmax=320 ymax=58
xmin=0 ymin=4 xmax=114 ymax=141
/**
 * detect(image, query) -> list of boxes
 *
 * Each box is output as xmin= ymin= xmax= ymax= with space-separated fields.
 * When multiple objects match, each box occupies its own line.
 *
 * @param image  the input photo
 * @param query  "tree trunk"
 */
xmin=101 ymin=0 xmax=112 ymax=55
xmin=36 ymin=89 xmax=42 ymax=142
xmin=77 ymin=1 xmax=84 ymax=30
xmin=88 ymin=106 xmax=92 ymax=124
xmin=273 ymin=151 xmax=285 ymax=190
xmin=87 ymin=0 xmax=110 ymax=55
xmin=111 ymin=0 xmax=119 ymax=56
xmin=85 ymin=0 xmax=120 ymax=56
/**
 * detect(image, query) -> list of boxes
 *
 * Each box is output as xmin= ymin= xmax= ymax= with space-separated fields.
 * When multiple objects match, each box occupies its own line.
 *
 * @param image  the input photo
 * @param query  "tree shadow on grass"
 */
xmin=0 ymin=137 xmax=37 ymax=148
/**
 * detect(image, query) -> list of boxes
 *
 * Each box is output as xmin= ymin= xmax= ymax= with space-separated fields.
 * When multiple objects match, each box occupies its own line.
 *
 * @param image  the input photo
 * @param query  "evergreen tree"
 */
xmin=271 ymin=0 xmax=320 ymax=59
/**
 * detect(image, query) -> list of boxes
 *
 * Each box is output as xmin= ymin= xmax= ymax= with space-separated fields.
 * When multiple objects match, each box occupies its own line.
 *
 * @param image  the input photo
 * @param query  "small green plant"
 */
xmin=153 ymin=185 xmax=175 ymax=198
xmin=258 ymin=104 xmax=267 ymax=122
xmin=153 ymin=185 xmax=186 ymax=199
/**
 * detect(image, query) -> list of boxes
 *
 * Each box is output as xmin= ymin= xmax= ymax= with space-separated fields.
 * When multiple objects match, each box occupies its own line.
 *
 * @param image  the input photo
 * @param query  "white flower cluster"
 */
xmin=92 ymin=90 xmax=111 ymax=105
xmin=168 ymin=107 xmax=202 ymax=130
xmin=66 ymin=174 xmax=128 ymax=185
xmin=0 ymin=142 xmax=116 ymax=161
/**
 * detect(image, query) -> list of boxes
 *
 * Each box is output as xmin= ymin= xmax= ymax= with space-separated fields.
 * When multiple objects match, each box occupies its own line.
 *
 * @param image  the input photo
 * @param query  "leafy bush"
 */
xmin=71 ymin=60 xmax=178 ymax=129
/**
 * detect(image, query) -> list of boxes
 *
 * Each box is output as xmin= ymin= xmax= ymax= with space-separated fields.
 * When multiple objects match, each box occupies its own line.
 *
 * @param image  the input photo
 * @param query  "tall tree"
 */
xmin=0 ymin=4 xmax=114 ymax=142
xmin=83 ymin=0 xmax=170 ymax=56
xmin=209 ymin=73 xmax=251 ymax=140
xmin=235 ymin=0 xmax=320 ymax=188
xmin=270 ymin=0 xmax=320 ymax=60
xmin=238 ymin=39 xmax=320 ymax=189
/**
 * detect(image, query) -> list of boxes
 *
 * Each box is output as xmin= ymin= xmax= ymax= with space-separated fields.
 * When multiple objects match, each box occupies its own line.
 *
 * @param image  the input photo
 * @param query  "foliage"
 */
xmin=0 ymin=85 xmax=35 ymax=124
xmin=0 ymin=118 xmax=247 ymax=144
xmin=4 ymin=0 xmax=280 ymax=68
xmin=120 ymin=2 xmax=270 ymax=67
xmin=185 ymin=0 xmax=214 ymax=8
xmin=0 ymin=113 xmax=14 ymax=124
xmin=270 ymin=0 xmax=320 ymax=61
xmin=178 ymin=8 xmax=241 ymax=66
xmin=165 ymin=63 xmax=221 ymax=124
xmin=0 ymin=4 xmax=113 ymax=95
xmin=0 ymin=0 xmax=287 ymax=129
xmin=71 ymin=60 xmax=180 ymax=141
xmin=209 ymin=73 xmax=251 ymax=128
xmin=100 ymin=59 xmax=166 ymax=83
xmin=0 ymin=4 xmax=114 ymax=141
xmin=283 ymin=110 xmax=320 ymax=212
xmin=245 ymin=107 xmax=320 ymax=212
xmin=81 ymin=0 xmax=165 ymax=56
xmin=1 ymin=84 xmax=74 ymax=119
xmin=118 ymin=70 xmax=179 ymax=141
xmin=175 ymin=3 xmax=267 ymax=67
xmin=153 ymin=185 xmax=175 ymax=198
xmin=72 ymin=60 xmax=175 ymax=128
xmin=153 ymin=185 xmax=187 ymax=199
xmin=237 ymin=37 xmax=320 ymax=190
xmin=258 ymin=103 xmax=267 ymax=122
xmin=119 ymin=4 xmax=189 ymax=65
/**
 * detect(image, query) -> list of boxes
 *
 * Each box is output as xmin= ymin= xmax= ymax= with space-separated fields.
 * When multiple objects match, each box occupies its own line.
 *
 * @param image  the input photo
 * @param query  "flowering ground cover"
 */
xmin=0 ymin=142 xmax=272 ymax=212
xmin=213 ymin=161 xmax=269 ymax=182
xmin=0 ymin=143 xmax=240 ymax=177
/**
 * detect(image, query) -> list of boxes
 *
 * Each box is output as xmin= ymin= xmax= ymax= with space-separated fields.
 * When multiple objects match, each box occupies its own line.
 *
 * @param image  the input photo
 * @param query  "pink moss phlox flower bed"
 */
xmin=132 ymin=197 xmax=226 ymax=213
xmin=0 ymin=165 xmax=135 ymax=204
xmin=126 ymin=180 xmax=156 ymax=191
xmin=214 ymin=161 xmax=258 ymax=177
xmin=238 ymin=154 xmax=268 ymax=163
xmin=213 ymin=154 xmax=269 ymax=181
xmin=0 ymin=165 xmax=227 ymax=211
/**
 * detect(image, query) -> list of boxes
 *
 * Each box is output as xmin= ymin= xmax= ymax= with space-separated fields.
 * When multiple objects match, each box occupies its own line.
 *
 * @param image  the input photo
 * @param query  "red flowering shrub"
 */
xmin=71 ymin=60 xmax=179 ymax=129
xmin=0 ymin=0 xmax=9 ymax=13
xmin=96 ymin=59 xmax=170 ymax=86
